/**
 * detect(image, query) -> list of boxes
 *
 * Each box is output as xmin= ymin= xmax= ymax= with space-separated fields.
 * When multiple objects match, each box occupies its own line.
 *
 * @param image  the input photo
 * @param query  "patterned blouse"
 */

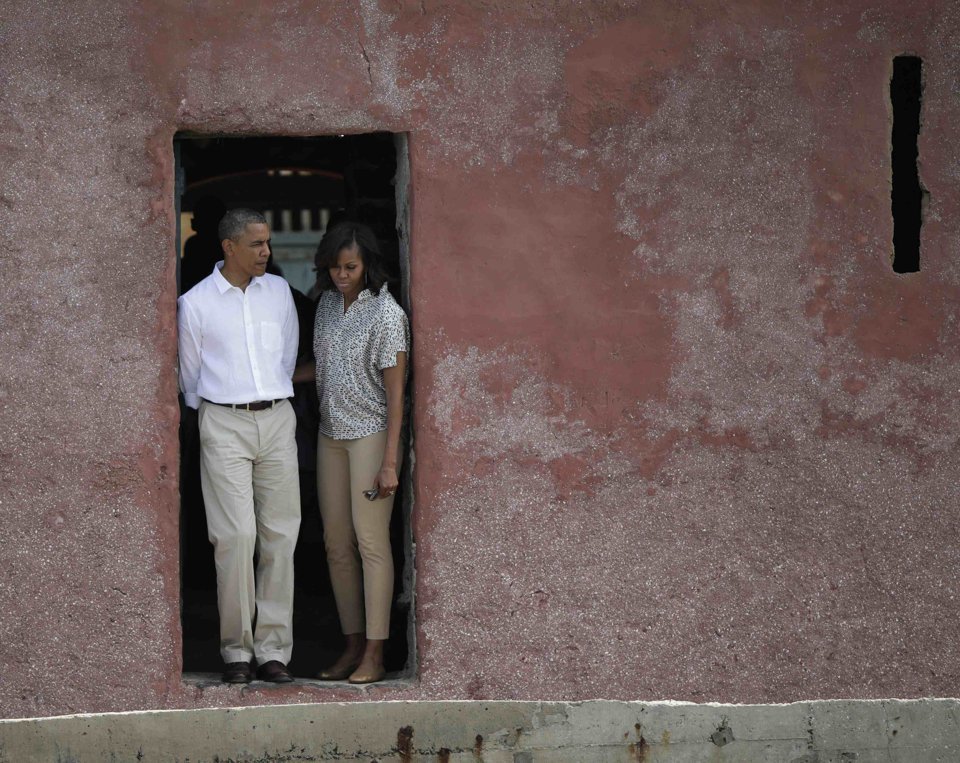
xmin=313 ymin=284 xmax=410 ymax=440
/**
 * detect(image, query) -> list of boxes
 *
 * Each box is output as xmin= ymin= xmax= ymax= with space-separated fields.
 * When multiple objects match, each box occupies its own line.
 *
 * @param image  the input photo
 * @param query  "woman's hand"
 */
xmin=292 ymin=361 xmax=315 ymax=384
xmin=374 ymin=464 xmax=399 ymax=500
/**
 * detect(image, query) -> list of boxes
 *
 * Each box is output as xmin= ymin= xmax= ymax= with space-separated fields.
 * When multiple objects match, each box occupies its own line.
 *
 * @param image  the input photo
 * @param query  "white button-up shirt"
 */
xmin=178 ymin=263 xmax=298 ymax=409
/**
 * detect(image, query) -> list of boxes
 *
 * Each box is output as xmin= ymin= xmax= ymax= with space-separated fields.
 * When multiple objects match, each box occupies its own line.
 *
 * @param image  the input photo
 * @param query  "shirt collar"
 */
xmin=212 ymin=261 xmax=264 ymax=294
xmin=336 ymin=287 xmax=375 ymax=308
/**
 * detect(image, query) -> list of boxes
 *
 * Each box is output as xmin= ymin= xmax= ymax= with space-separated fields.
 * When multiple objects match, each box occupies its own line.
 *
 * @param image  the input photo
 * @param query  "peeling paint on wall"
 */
xmin=2 ymin=0 xmax=960 ymax=718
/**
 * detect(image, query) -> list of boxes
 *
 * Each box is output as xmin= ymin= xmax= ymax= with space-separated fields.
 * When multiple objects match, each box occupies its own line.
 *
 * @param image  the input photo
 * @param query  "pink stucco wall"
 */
xmin=1 ymin=0 xmax=959 ymax=718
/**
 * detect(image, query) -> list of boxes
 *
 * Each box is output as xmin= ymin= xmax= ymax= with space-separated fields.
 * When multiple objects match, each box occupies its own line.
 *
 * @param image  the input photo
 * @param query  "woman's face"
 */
xmin=329 ymin=243 xmax=365 ymax=300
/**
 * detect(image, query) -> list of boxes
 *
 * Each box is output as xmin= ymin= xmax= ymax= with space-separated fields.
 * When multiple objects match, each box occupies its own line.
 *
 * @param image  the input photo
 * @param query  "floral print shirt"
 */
xmin=313 ymin=284 xmax=410 ymax=439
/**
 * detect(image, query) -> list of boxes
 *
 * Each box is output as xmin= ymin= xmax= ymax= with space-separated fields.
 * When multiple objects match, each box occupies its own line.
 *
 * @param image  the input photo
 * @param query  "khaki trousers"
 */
xmin=317 ymin=430 xmax=399 ymax=640
xmin=198 ymin=399 xmax=300 ymax=665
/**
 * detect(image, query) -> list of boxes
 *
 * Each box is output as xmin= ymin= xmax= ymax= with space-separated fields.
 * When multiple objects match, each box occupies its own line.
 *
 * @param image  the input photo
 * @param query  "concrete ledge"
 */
xmin=2 ymin=698 xmax=959 ymax=762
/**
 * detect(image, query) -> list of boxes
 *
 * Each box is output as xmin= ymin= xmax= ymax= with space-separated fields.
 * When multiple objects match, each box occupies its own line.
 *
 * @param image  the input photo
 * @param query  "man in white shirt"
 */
xmin=178 ymin=208 xmax=300 ymax=684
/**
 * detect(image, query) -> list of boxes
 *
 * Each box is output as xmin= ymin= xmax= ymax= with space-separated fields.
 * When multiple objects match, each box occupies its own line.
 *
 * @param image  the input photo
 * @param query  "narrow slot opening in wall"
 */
xmin=174 ymin=133 xmax=415 ymax=682
xmin=890 ymin=55 xmax=924 ymax=273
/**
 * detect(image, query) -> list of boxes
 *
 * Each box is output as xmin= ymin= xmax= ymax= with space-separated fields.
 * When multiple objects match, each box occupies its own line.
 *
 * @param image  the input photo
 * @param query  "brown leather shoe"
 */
xmin=348 ymin=665 xmax=386 ymax=684
xmin=222 ymin=661 xmax=252 ymax=684
xmin=316 ymin=659 xmax=361 ymax=681
xmin=256 ymin=660 xmax=294 ymax=683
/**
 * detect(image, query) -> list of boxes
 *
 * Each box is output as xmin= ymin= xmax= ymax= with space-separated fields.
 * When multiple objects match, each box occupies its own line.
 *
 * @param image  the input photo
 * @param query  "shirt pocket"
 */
xmin=260 ymin=321 xmax=283 ymax=352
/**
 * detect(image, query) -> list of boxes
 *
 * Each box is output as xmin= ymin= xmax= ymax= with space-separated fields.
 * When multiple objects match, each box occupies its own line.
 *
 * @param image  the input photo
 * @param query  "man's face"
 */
xmin=223 ymin=223 xmax=271 ymax=280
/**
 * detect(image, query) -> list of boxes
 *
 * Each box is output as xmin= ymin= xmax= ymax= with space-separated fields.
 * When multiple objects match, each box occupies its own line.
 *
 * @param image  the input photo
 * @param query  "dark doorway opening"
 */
xmin=175 ymin=133 xmax=414 ymax=680
xmin=890 ymin=55 xmax=924 ymax=273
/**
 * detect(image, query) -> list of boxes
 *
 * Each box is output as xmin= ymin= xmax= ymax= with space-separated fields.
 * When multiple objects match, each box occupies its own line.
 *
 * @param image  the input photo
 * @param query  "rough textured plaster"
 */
xmin=0 ymin=0 xmax=181 ymax=712
xmin=411 ymin=0 xmax=960 ymax=704
xmin=1 ymin=0 xmax=960 ymax=718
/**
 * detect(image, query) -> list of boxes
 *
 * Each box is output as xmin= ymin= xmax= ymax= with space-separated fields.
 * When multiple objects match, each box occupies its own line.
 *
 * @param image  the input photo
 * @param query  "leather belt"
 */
xmin=206 ymin=399 xmax=284 ymax=411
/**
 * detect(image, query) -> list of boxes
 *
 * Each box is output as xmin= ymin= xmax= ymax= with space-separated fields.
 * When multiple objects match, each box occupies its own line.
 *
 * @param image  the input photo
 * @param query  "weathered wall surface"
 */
xmin=1 ymin=0 xmax=959 ymax=718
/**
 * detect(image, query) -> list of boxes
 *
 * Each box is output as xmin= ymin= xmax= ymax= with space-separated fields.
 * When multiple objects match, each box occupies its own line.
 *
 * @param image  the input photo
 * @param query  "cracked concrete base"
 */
xmin=1 ymin=699 xmax=959 ymax=762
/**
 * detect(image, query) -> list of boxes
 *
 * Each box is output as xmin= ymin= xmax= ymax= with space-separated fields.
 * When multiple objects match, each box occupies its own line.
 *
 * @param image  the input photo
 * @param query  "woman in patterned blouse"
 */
xmin=311 ymin=222 xmax=409 ymax=684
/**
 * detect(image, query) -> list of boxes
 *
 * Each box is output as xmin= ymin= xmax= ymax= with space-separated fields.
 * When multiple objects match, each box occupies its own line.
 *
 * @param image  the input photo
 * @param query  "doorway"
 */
xmin=174 ymin=133 xmax=414 ymax=680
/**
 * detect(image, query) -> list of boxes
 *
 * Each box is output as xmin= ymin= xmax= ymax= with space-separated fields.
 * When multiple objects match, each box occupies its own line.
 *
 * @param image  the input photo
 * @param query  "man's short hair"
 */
xmin=218 ymin=208 xmax=267 ymax=242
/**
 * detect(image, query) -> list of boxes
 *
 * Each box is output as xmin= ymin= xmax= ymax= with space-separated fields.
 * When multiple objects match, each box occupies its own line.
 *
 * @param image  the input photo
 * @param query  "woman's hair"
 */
xmin=314 ymin=221 xmax=390 ymax=294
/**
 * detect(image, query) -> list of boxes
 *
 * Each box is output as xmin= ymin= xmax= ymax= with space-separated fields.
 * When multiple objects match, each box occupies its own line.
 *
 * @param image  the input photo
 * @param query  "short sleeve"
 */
xmin=375 ymin=299 xmax=409 ymax=371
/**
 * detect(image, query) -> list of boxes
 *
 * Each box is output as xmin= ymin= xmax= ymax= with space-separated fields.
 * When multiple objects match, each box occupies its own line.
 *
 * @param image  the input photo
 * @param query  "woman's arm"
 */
xmin=292 ymin=361 xmax=315 ymax=384
xmin=374 ymin=350 xmax=407 ymax=498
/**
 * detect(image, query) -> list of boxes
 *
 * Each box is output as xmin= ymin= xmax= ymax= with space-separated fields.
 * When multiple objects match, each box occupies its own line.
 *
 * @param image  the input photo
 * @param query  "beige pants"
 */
xmin=317 ymin=430 xmax=399 ymax=640
xmin=198 ymin=399 xmax=300 ymax=665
